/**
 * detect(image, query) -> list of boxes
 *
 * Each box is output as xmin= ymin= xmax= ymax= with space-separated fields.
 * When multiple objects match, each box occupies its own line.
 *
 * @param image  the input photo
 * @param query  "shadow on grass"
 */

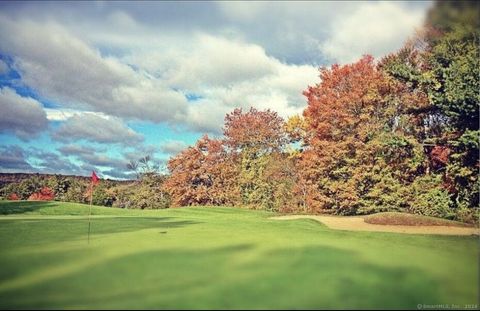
xmin=0 ymin=201 xmax=60 ymax=215
xmin=0 ymin=217 xmax=201 ymax=247
xmin=0 ymin=245 xmax=446 ymax=310
xmin=87 ymin=217 xmax=200 ymax=236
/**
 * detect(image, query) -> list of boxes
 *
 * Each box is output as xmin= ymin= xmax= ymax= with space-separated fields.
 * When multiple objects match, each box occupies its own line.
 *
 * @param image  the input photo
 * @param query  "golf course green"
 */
xmin=0 ymin=201 xmax=478 ymax=309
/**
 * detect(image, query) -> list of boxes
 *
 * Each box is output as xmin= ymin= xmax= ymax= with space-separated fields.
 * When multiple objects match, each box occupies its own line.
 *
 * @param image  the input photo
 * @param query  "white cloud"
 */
xmin=1 ymin=14 xmax=321 ymax=135
xmin=106 ymin=10 xmax=139 ymax=29
xmin=53 ymin=113 xmax=144 ymax=146
xmin=58 ymin=144 xmax=104 ymax=157
xmin=217 ymin=2 xmax=269 ymax=22
xmin=44 ymin=108 xmax=111 ymax=121
xmin=58 ymin=143 xmax=131 ymax=178
xmin=160 ymin=139 xmax=189 ymax=155
xmin=0 ymin=145 xmax=34 ymax=171
xmin=0 ymin=2 xmax=428 ymax=137
xmin=0 ymin=59 xmax=9 ymax=74
xmin=128 ymin=34 xmax=320 ymax=133
xmin=320 ymin=1 xmax=426 ymax=64
xmin=0 ymin=2 xmax=432 ymax=178
xmin=0 ymin=87 xmax=48 ymax=140
xmin=44 ymin=108 xmax=78 ymax=121
xmin=27 ymin=147 xmax=83 ymax=175
xmin=0 ymin=15 xmax=189 ymax=124
xmin=166 ymin=34 xmax=279 ymax=90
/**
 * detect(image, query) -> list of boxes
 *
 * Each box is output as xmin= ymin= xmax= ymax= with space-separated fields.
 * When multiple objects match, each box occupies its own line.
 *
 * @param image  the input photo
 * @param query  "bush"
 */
xmin=113 ymin=174 xmax=170 ymax=209
xmin=46 ymin=176 xmax=71 ymax=202
xmin=406 ymin=176 xmax=455 ymax=219
xmin=64 ymin=179 xmax=88 ymax=204
xmin=357 ymin=168 xmax=406 ymax=215
xmin=454 ymin=207 xmax=479 ymax=225
xmin=91 ymin=185 xmax=116 ymax=207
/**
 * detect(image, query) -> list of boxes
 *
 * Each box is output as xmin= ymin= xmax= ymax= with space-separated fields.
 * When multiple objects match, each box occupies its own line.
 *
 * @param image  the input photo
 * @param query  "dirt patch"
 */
xmin=271 ymin=215 xmax=480 ymax=236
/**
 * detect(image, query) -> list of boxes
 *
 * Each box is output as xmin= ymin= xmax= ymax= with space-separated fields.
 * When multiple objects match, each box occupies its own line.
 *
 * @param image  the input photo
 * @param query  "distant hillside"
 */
xmin=0 ymin=173 xmax=133 ymax=188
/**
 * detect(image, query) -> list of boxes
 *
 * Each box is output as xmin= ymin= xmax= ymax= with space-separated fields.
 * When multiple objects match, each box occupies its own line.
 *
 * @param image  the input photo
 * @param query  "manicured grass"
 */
xmin=364 ymin=212 xmax=474 ymax=227
xmin=0 ymin=201 xmax=478 ymax=309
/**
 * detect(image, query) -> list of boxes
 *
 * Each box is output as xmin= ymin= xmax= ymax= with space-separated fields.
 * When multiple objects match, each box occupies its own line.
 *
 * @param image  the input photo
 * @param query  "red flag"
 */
xmin=91 ymin=171 xmax=99 ymax=185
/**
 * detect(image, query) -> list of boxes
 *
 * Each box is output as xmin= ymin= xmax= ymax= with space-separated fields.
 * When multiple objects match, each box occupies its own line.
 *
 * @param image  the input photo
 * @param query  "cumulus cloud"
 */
xmin=44 ymin=108 xmax=112 ymax=121
xmin=129 ymin=34 xmax=319 ymax=133
xmin=0 ymin=87 xmax=48 ymax=140
xmin=0 ymin=145 xmax=84 ymax=175
xmin=0 ymin=2 xmax=431 ymax=65
xmin=0 ymin=3 xmax=428 ymax=136
xmin=320 ymin=1 xmax=426 ymax=64
xmin=0 ymin=2 xmax=431 ymax=178
xmin=162 ymin=35 xmax=279 ymax=90
xmin=58 ymin=143 xmax=131 ymax=178
xmin=76 ymin=152 xmax=128 ymax=169
xmin=58 ymin=144 xmax=104 ymax=157
xmin=122 ymin=144 xmax=160 ymax=161
xmin=0 ymin=59 xmax=9 ymax=74
xmin=53 ymin=113 xmax=144 ymax=146
xmin=100 ymin=168 xmax=135 ymax=180
xmin=182 ymin=63 xmax=318 ymax=133
xmin=160 ymin=140 xmax=189 ymax=155
xmin=0 ymin=15 xmax=189 ymax=124
xmin=1 ymin=13 xmax=321 ymax=135
xmin=27 ymin=147 xmax=83 ymax=175
xmin=0 ymin=145 xmax=34 ymax=171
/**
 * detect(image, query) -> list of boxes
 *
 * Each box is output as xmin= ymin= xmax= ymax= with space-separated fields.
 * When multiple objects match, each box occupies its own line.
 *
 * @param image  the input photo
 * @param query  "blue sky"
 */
xmin=0 ymin=1 xmax=431 ymax=179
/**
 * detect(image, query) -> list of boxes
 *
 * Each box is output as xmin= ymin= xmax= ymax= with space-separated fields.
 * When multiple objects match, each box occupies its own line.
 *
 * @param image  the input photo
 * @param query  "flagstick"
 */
xmin=88 ymin=182 xmax=93 ymax=244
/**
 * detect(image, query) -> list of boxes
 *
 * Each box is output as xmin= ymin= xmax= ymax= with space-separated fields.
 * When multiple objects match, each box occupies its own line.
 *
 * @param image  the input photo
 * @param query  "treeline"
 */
xmin=163 ymin=1 xmax=479 ymax=223
xmin=0 ymin=172 xmax=170 ymax=209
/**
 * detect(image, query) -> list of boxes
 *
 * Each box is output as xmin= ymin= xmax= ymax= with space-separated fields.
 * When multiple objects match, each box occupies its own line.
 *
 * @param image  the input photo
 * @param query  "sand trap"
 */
xmin=271 ymin=215 xmax=480 ymax=236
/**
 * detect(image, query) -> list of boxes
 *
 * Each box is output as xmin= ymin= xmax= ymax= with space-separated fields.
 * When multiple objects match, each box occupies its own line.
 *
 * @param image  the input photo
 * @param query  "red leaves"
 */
xmin=430 ymin=145 xmax=451 ymax=168
xmin=7 ymin=193 xmax=19 ymax=200
xmin=28 ymin=187 xmax=55 ymax=201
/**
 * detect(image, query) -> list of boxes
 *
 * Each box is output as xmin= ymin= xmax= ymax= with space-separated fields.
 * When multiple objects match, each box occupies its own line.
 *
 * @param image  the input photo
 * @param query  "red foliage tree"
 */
xmin=7 ymin=193 xmax=19 ymax=200
xmin=28 ymin=187 xmax=55 ymax=201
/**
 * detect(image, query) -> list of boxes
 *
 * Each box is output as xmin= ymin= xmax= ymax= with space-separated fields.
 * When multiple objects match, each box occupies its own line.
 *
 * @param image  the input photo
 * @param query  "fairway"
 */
xmin=0 ymin=201 xmax=478 ymax=310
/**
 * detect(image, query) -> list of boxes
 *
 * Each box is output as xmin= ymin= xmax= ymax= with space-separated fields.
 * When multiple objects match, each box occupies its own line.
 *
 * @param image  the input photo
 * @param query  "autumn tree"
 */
xmin=223 ymin=108 xmax=293 ymax=210
xmin=379 ymin=0 xmax=479 ymax=220
xmin=163 ymin=135 xmax=239 ymax=207
xmin=299 ymin=55 xmax=435 ymax=215
xmin=224 ymin=107 xmax=287 ymax=152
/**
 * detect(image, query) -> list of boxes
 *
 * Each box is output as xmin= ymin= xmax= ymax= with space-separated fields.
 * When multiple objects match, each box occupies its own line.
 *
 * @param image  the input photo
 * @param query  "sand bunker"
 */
xmin=271 ymin=215 xmax=480 ymax=236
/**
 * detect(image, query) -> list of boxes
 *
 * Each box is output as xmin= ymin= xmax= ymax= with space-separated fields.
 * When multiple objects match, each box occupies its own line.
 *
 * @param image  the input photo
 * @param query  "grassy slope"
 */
xmin=0 ymin=201 xmax=478 ymax=310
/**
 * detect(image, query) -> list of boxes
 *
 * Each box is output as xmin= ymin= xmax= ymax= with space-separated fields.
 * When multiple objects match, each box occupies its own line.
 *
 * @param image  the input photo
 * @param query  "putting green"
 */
xmin=0 ymin=201 xmax=478 ymax=309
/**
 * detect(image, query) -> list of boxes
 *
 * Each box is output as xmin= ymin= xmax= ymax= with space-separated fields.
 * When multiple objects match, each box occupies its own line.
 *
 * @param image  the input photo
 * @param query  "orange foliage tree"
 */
xmin=164 ymin=108 xmax=295 ymax=211
xmin=163 ymin=135 xmax=239 ymax=207
xmin=299 ymin=55 xmax=429 ymax=214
